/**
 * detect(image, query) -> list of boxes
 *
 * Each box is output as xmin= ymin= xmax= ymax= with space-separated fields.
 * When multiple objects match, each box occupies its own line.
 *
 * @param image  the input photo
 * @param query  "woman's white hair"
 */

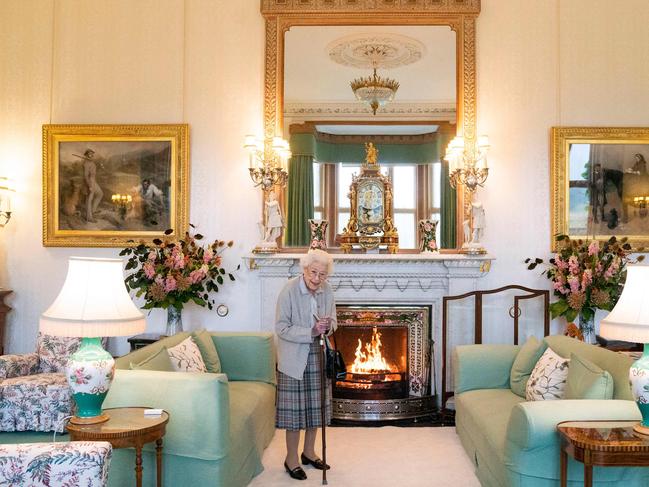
xmin=300 ymin=249 xmax=334 ymax=275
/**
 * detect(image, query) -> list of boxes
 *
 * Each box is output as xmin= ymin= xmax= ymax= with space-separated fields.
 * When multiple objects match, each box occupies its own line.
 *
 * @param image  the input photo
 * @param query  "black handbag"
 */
xmin=324 ymin=337 xmax=346 ymax=380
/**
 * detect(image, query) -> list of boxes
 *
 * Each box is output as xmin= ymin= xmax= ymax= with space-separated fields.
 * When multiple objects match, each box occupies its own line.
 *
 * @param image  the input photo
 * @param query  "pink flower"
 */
xmin=147 ymin=250 xmax=157 ymax=261
xmin=203 ymin=249 xmax=213 ymax=264
xmin=428 ymin=240 xmax=437 ymax=250
xmin=555 ymin=257 xmax=568 ymax=271
xmin=553 ymin=280 xmax=568 ymax=295
xmin=189 ymin=268 xmax=206 ymax=284
xmin=143 ymin=262 xmax=155 ymax=279
xmin=588 ymin=241 xmax=599 ymax=256
xmin=567 ymin=275 xmax=580 ymax=294
xmin=213 ymin=255 xmax=222 ymax=267
xmin=581 ymin=268 xmax=593 ymax=288
xmin=568 ymin=255 xmax=580 ymax=275
xmin=164 ymin=276 xmax=177 ymax=292
xmin=604 ymin=257 xmax=620 ymax=279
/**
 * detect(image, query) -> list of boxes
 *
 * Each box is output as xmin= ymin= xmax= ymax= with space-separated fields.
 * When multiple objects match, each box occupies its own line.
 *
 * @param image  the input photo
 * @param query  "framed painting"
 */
xmin=551 ymin=127 xmax=649 ymax=251
xmin=43 ymin=124 xmax=189 ymax=247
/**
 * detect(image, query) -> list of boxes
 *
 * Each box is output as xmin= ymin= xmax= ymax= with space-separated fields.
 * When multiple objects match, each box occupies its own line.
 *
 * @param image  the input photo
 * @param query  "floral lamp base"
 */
xmin=630 ymin=344 xmax=649 ymax=436
xmin=66 ymin=337 xmax=114 ymax=425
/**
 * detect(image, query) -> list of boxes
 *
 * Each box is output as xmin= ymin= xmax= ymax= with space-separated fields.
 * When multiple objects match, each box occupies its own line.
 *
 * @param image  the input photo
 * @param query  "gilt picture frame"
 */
xmin=551 ymin=127 xmax=649 ymax=251
xmin=43 ymin=124 xmax=189 ymax=247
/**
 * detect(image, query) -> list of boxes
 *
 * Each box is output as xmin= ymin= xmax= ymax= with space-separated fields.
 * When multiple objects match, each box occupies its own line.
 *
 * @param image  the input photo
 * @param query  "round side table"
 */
xmin=66 ymin=407 xmax=169 ymax=487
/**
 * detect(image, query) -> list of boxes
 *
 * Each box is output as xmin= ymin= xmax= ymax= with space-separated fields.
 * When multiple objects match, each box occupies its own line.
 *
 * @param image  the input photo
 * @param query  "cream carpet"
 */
xmin=249 ymin=426 xmax=480 ymax=487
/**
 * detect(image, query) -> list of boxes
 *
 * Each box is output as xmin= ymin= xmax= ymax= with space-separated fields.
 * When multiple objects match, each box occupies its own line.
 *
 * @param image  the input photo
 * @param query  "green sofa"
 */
xmin=453 ymin=335 xmax=649 ymax=487
xmin=107 ymin=331 xmax=276 ymax=487
xmin=0 ymin=331 xmax=276 ymax=487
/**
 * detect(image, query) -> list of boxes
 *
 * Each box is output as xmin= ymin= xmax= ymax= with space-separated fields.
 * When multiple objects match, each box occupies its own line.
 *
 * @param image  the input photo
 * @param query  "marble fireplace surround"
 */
xmin=246 ymin=252 xmax=493 ymax=401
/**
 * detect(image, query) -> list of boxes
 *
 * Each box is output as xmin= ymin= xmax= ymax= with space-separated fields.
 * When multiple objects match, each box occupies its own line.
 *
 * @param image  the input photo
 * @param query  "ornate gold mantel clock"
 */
xmin=340 ymin=143 xmax=399 ymax=253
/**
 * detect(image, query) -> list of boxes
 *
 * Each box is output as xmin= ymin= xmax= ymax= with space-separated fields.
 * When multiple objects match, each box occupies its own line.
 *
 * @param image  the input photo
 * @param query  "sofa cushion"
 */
xmin=456 ymin=388 xmax=525 ymax=486
xmin=130 ymin=348 xmax=174 ymax=372
xmin=526 ymin=347 xmax=570 ymax=401
xmin=192 ymin=330 xmax=222 ymax=373
xmin=544 ymin=335 xmax=634 ymax=400
xmin=510 ymin=336 xmax=547 ymax=397
xmin=565 ymin=353 xmax=614 ymax=400
xmin=167 ymin=336 xmax=207 ymax=372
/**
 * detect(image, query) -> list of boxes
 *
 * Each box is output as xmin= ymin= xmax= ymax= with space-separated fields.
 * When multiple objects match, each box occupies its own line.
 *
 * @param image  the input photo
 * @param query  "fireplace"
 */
xmin=332 ymin=305 xmax=434 ymax=421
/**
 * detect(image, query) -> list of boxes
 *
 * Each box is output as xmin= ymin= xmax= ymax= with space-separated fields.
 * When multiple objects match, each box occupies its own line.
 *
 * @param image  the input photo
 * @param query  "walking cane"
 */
xmin=319 ymin=333 xmax=328 ymax=485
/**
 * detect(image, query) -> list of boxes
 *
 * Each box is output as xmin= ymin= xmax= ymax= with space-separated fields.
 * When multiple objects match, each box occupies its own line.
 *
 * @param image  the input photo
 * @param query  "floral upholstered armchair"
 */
xmin=0 ymin=441 xmax=112 ymax=486
xmin=0 ymin=333 xmax=106 ymax=432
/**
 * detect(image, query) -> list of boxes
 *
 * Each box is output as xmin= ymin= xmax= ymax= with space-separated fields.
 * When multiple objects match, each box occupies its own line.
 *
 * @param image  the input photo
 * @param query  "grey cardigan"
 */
xmin=275 ymin=276 xmax=337 ymax=380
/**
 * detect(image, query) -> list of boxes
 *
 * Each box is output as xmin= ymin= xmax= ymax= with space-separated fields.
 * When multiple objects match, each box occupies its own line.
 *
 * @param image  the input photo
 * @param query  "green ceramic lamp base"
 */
xmin=66 ymin=337 xmax=115 ymax=424
xmin=630 ymin=344 xmax=649 ymax=435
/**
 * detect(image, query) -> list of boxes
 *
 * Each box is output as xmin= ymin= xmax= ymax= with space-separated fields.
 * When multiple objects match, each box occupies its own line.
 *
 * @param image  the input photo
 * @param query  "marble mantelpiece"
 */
xmin=244 ymin=252 xmax=493 ymax=400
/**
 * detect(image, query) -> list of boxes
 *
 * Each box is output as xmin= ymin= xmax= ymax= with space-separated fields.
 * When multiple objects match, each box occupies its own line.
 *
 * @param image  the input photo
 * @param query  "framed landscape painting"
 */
xmin=43 ymin=124 xmax=189 ymax=247
xmin=551 ymin=127 xmax=649 ymax=251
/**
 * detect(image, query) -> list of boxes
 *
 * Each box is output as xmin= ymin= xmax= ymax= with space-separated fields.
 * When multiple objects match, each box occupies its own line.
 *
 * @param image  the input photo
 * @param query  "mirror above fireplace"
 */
xmin=260 ymin=0 xmax=481 ymax=251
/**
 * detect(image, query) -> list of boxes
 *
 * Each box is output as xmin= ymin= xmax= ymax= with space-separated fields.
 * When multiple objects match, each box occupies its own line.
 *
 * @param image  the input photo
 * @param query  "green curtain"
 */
xmin=290 ymin=133 xmax=438 ymax=164
xmin=440 ymin=160 xmax=456 ymax=249
xmin=286 ymin=154 xmax=314 ymax=246
xmin=438 ymin=131 xmax=456 ymax=249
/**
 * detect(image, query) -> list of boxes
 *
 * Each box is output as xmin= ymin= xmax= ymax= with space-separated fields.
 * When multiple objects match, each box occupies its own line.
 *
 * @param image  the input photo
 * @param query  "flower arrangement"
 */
xmin=120 ymin=226 xmax=238 ymax=311
xmin=526 ymin=235 xmax=643 ymax=324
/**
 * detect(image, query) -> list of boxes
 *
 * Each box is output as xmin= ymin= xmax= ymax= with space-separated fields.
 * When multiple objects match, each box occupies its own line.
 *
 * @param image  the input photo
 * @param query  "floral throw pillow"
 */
xmin=166 ymin=337 xmax=207 ymax=372
xmin=525 ymin=347 xmax=570 ymax=401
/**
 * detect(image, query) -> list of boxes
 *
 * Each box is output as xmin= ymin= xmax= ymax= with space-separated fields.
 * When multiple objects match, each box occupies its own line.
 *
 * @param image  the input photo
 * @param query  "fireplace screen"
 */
xmin=333 ymin=324 xmax=408 ymax=400
xmin=333 ymin=306 xmax=431 ymax=397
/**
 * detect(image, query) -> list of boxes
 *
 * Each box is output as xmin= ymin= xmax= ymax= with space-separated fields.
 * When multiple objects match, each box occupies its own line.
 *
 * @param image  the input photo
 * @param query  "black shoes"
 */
xmin=284 ymin=461 xmax=307 ymax=480
xmin=301 ymin=453 xmax=331 ymax=470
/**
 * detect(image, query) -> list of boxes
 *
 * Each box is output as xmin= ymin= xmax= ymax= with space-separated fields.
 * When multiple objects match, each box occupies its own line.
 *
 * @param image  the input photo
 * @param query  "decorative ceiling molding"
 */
xmin=284 ymin=101 xmax=456 ymax=122
xmin=261 ymin=0 xmax=481 ymax=15
xmin=328 ymin=33 xmax=425 ymax=70
xmin=314 ymin=130 xmax=439 ymax=144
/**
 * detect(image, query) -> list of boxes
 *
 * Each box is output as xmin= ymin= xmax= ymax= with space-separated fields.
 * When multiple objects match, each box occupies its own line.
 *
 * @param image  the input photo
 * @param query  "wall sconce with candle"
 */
xmin=444 ymin=135 xmax=490 ymax=254
xmin=0 ymin=177 xmax=15 ymax=227
xmin=244 ymin=135 xmax=291 ymax=252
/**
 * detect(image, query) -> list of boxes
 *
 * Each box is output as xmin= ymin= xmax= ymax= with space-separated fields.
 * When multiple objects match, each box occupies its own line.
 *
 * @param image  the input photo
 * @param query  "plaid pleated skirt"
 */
xmin=276 ymin=339 xmax=332 ymax=431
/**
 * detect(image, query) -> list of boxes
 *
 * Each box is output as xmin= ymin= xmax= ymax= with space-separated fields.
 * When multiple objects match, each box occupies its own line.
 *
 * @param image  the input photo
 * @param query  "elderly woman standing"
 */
xmin=275 ymin=249 xmax=336 ymax=481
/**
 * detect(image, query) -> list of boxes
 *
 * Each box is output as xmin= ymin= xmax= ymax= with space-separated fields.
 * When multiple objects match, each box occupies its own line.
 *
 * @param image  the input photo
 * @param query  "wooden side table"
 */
xmin=66 ymin=407 xmax=169 ymax=487
xmin=558 ymin=420 xmax=649 ymax=487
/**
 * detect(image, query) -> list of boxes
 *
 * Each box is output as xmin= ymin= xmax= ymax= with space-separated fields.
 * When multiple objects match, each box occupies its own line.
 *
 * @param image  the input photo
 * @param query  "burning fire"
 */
xmin=350 ymin=327 xmax=399 ymax=374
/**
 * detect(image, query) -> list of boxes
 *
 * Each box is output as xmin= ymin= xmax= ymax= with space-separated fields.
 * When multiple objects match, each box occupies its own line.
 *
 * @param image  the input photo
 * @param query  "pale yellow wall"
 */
xmin=1 ymin=0 xmax=647 ymax=352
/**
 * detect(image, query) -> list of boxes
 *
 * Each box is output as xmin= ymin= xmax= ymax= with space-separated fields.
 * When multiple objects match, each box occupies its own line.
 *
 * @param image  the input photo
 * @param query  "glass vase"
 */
xmin=166 ymin=305 xmax=183 ymax=336
xmin=578 ymin=312 xmax=596 ymax=344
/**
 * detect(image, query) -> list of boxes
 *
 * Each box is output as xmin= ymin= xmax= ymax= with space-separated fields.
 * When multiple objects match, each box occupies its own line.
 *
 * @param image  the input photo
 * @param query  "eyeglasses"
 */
xmin=306 ymin=268 xmax=328 ymax=280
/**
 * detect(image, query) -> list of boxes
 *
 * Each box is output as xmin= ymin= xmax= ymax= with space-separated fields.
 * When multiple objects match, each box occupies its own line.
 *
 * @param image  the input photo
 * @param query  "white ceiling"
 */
xmin=316 ymin=124 xmax=439 ymax=136
xmin=284 ymin=25 xmax=456 ymax=104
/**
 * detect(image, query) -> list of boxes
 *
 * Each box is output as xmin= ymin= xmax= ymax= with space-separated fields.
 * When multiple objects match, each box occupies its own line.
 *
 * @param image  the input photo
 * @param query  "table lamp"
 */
xmin=40 ymin=257 xmax=145 ymax=424
xmin=600 ymin=264 xmax=649 ymax=436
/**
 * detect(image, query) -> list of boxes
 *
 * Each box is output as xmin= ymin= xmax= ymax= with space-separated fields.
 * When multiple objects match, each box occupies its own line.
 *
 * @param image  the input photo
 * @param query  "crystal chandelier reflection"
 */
xmin=243 ymin=135 xmax=290 ymax=191
xmin=444 ymin=135 xmax=490 ymax=193
xmin=350 ymin=46 xmax=400 ymax=115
